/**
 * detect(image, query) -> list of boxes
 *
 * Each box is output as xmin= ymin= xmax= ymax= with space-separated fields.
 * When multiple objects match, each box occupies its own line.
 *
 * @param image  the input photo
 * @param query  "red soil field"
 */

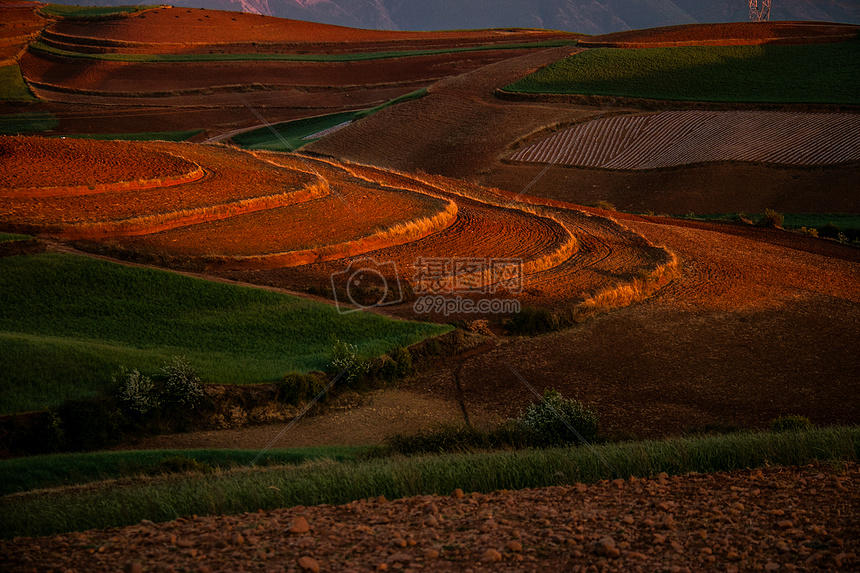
xmin=20 ymin=48 xmax=540 ymax=95
xmin=0 ymin=135 xmax=198 ymax=190
xmin=117 ymin=156 xmax=456 ymax=265
xmin=579 ymin=21 xmax=860 ymax=48
xmin=0 ymin=138 xmax=324 ymax=238
xmin=47 ymin=7 xmax=572 ymax=54
xmin=2 ymin=463 xmax=857 ymax=572
xmin=0 ymin=2 xmax=46 ymax=63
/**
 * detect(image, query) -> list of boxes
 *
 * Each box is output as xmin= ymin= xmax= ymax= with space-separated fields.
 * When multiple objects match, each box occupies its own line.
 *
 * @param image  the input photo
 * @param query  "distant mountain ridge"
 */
xmin=35 ymin=0 xmax=860 ymax=34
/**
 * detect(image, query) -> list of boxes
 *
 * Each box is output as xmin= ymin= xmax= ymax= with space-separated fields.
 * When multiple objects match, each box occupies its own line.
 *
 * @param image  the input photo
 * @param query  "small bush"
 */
xmin=506 ymin=307 xmax=558 ymax=335
xmin=818 ymin=223 xmax=840 ymax=239
xmin=757 ymin=208 xmax=784 ymax=228
xmin=517 ymin=388 xmax=598 ymax=446
xmin=589 ymin=201 xmax=616 ymax=211
xmin=115 ymin=367 xmax=159 ymax=415
xmin=328 ymin=338 xmax=369 ymax=388
xmin=160 ymin=356 xmax=204 ymax=409
xmin=278 ymin=372 xmax=327 ymax=405
xmin=770 ymin=415 xmax=814 ymax=433
xmin=796 ymin=226 xmax=819 ymax=237
xmin=385 ymin=422 xmax=534 ymax=455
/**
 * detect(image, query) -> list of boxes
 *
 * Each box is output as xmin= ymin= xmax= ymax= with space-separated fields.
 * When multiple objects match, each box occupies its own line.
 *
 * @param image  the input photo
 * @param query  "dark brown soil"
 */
xmin=2 ymin=463 xmax=857 ymax=572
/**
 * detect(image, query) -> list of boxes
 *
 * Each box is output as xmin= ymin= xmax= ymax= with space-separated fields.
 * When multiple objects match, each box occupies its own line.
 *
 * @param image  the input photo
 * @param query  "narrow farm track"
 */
xmin=509 ymin=111 xmax=860 ymax=169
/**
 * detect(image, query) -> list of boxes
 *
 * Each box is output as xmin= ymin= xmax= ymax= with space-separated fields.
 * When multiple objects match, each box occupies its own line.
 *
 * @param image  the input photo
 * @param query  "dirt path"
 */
xmin=2 ymin=462 xmax=856 ymax=572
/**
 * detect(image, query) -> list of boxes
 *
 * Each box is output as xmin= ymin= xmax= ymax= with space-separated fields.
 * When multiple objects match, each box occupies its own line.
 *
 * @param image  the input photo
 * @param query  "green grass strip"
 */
xmin=0 ymin=233 xmax=33 ymax=243
xmin=0 ymin=111 xmax=58 ymax=135
xmin=233 ymin=88 xmax=429 ymax=151
xmin=0 ymin=447 xmax=370 ymax=497
xmin=0 ymin=66 xmax=36 ymax=102
xmin=39 ymin=4 xmax=156 ymax=18
xmin=1 ymin=427 xmax=856 ymax=538
xmin=505 ymin=36 xmax=860 ymax=104
xmin=30 ymin=39 xmax=577 ymax=63
xmin=57 ymin=129 xmax=204 ymax=142
xmin=0 ymin=253 xmax=450 ymax=414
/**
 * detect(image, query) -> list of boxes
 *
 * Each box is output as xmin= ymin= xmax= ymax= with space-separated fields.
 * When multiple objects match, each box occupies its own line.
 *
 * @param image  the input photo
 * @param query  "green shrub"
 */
xmin=819 ymin=223 xmax=840 ymax=239
xmin=758 ymin=208 xmax=784 ymax=228
xmin=160 ymin=356 xmax=204 ymax=409
xmin=517 ymin=388 xmax=598 ymax=446
xmin=506 ymin=307 xmax=558 ymax=335
xmin=278 ymin=372 xmax=327 ymax=405
xmin=770 ymin=415 xmax=814 ymax=433
xmin=115 ymin=367 xmax=159 ymax=415
xmin=328 ymin=338 xmax=369 ymax=388
xmin=385 ymin=422 xmax=534 ymax=455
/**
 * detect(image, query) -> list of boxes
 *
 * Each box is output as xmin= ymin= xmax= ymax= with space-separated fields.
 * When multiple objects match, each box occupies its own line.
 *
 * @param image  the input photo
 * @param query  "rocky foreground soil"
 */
xmin=2 ymin=463 xmax=856 ymax=572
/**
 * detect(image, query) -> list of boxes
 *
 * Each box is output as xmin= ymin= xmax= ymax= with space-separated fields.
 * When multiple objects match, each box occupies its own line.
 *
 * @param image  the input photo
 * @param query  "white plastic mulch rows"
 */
xmin=509 ymin=110 xmax=860 ymax=169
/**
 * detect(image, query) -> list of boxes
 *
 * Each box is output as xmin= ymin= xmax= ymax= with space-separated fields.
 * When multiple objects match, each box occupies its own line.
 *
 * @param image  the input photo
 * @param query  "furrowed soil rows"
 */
xmin=0 ymin=138 xmax=326 ymax=237
xmin=509 ymin=111 xmax=860 ymax=169
xmin=117 ymin=157 xmax=458 ymax=267
xmin=0 ymin=135 xmax=199 ymax=190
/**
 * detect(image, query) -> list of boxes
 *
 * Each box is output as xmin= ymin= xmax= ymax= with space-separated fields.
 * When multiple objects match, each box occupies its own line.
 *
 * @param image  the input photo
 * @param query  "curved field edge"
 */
xmin=501 ymin=39 xmax=860 ymax=105
xmin=0 ymin=252 xmax=451 ymax=415
xmin=1 ymin=426 xmax=856 ymax=538
xmin=323 ymin=159 xmax=583 ymax=285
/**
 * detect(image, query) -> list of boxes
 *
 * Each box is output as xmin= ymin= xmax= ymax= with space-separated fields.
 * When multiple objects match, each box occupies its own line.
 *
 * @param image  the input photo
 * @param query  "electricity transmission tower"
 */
xmin=749 ymin=0 xmax=772 ymax=21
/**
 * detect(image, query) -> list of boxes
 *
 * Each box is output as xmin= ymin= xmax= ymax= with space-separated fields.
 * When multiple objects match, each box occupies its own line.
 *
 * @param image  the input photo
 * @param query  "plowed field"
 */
xmin=509 ymin=111 xmax=860 ymax=169
xmin=48 ymin=7 xmax=568 ymax=53
xmin=581 ymin=21 xmax=860 ymax=48
xmin=2 ymin=463 xmax=856 ymax=572
xmin=0 ymin=137 xmax=325 ymax=237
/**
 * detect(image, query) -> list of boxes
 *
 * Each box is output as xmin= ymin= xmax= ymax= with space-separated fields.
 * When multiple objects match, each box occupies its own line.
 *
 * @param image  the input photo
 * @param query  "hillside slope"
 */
xmin=38 ymin=0 xmax=860 ymax=34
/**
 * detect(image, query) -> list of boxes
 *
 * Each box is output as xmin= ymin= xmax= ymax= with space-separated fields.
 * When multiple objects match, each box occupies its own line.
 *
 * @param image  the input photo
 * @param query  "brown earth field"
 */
xmin=2 ymin=463 xmax=857 ymax=572
xmin=5 ymin=4 xmax=575 ymax=138
xmin=579 ymin=21 xmax=860 ymax=47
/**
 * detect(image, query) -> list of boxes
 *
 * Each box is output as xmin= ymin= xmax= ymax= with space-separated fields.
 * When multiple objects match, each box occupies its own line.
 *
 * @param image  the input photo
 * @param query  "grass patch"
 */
xmin=39 ymin=4 xmax=156 ymax=18
xmin=0 ymin=446 xmax=369 ymax=496
xmin=658 ymin=212 xmax=860 ymax=229
xmin=57 ymin=129 xmax=204 ymax=142
xmin=0 ymin=66 xmax=36 ymax=102
xmin=30 ymin=39 xmax=578 ymax=63
xmin=0 ymin=252 xmax=450 ymax=415
xmin=504 ymin=36 xmax=860 ymax=104
xmin=233 ymin=88 xmax=428 ymax=151
xmin=0 ymin=233 xmax=33 ymax=243
xmin=232 ymin=111 xmax=358 ymax=152
xmin=0 ymin=112 xmax=58 ymax=135
xmin=1 ymin=426 xmax=856 ymax=538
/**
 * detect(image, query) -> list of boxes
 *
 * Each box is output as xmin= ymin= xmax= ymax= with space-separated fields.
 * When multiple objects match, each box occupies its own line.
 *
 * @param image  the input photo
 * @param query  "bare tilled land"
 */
xmin=2 ymin=463 xmax=856 ymax=572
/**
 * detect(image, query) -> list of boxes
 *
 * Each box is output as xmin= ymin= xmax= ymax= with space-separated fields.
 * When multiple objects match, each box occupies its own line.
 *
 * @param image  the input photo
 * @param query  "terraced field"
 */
xmin=509 ymin=111 xmax=860 ymax=169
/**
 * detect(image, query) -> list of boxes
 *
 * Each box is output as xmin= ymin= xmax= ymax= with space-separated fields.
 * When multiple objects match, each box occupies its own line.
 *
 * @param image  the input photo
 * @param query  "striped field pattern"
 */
xmin=509 ymin=111 xmax=860 ymax=169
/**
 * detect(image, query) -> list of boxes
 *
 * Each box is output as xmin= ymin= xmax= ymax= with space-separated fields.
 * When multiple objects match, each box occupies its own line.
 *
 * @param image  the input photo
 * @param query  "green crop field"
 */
xmin=30 ymin=39 xmax=577 ymax=63
xmin=0 ymin=446 xmax=369 ymax=496
xmin=39 ymin=4 xmax=157 ymax=18
xmin=0 ymin=234 xmax=33 ymax=243
xmin=504 ymin=36 xmax=860 ymax=104
xmin=234 ymin=89 xmax=428 ymax=151
xmin=0 ymin=253 xmax=450 ymax=415
xmin=0 ymin=112 xmax=58 ymax=135
xmin=0 ymin=66 xmax=36 ymax=102
xmin=2 ymin=426 xmax=856 ymax=538
xmin=59 ymin=129 xmax=204 ymax=142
